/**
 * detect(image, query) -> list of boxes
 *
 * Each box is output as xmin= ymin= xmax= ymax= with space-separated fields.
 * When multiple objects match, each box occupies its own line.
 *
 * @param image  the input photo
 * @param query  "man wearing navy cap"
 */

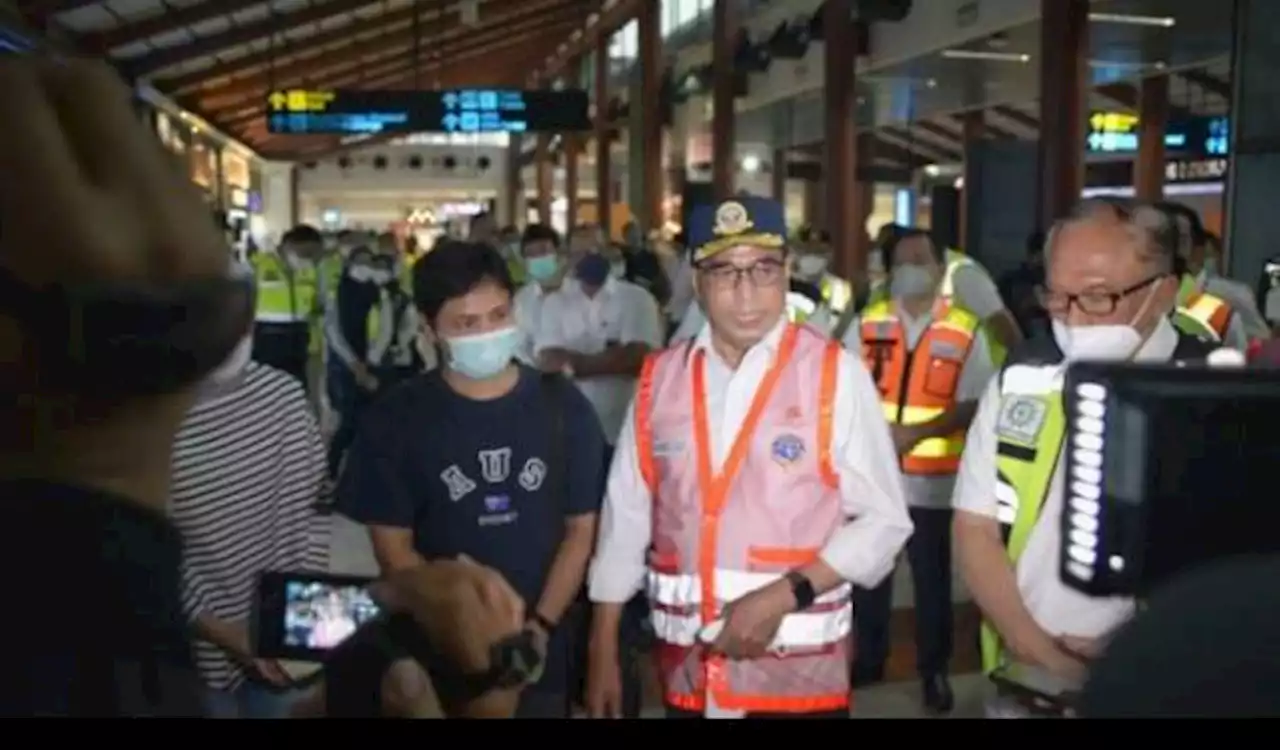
xmin=586 ymin=196 xmax=912 ymax=719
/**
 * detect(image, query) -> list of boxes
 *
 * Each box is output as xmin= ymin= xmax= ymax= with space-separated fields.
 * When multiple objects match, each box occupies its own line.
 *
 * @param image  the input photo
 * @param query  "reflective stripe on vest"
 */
xmin=821 ymin=275 xmax=852 ymax=314
xmin=647 ymin=568 xmax=852 ymax=650
xmin=979 ymin=362 xmax=1066 ymax=674
xmin=634 ymin=324 xmax=848 ymax=714
xmin=1175 ymin=290 xmax=1231 ymax=342
xmin=860 ymin=300 xmax=980 ymax=475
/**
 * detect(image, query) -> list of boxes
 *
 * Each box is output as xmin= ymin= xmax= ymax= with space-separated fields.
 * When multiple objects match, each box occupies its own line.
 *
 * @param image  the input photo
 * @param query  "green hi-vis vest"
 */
xmin=978 ymin=333 xmax=1216 ymax=674
xmin=507 ymin=256 xmax=528 ymax=286
xmin=787 ymin=274 xmax=853 ymax=324
xmin=252 ymin=252 xmax=321 ymax=351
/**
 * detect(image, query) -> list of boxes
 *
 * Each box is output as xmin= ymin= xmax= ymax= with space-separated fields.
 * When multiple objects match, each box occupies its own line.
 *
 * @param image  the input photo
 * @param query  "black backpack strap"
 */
xmin=540 ymin=373 xmax=568 ymax=531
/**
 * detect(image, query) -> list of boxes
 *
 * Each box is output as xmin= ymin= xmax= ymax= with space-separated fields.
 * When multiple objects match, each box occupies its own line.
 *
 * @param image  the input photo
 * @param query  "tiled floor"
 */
xmin=328 ymin=515 xmax=992 ymax=719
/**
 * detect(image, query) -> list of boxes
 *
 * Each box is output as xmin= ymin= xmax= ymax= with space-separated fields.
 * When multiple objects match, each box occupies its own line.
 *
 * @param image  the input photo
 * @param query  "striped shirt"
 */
xmin=170 ymin=361 xmax=330 ymax=692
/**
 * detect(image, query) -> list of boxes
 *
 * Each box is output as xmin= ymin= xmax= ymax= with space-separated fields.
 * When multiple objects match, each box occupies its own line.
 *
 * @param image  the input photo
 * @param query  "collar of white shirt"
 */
xmin=691 ymin=315 xmax=789 ymax=367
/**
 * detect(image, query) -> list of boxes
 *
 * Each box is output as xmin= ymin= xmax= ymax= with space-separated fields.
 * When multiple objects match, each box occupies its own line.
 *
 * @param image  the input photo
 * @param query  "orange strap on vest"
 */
xmin=635 ymin=326 xmax=840 ymax=494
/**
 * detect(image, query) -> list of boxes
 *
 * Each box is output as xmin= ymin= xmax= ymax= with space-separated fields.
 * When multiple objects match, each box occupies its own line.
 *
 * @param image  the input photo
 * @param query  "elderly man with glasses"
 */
xmin=952 ymin=198 xmax=1220 ymax=718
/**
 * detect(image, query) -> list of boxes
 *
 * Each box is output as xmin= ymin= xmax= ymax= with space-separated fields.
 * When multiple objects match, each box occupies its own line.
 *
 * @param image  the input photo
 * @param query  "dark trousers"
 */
xmin=665 ymin=706 xmax=847 ymax=719
xmin=252 ymin=321 xmax=310 ymax=395
xmin=853 ymin=506 xmax=954 ymax=680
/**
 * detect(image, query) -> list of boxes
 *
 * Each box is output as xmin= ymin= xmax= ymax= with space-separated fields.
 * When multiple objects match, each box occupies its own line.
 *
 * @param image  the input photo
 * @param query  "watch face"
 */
xmin=492 ymin=632 xmax=545 ymax=688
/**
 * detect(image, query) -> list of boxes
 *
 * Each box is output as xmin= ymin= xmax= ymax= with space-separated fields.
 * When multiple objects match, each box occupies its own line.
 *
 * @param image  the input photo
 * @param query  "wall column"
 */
xmin=1036 ymin=0 xmax=1089 ymax=227
xmin=1134 ymin=74 xmax=1170 ymax=202
xmin=711 ymin=0 xmax=739 ymax=199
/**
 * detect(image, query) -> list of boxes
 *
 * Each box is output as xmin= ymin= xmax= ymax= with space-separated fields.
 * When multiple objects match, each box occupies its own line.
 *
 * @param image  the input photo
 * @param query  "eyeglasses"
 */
xmin=695 ymin=258 xmax=785 ymax=289
xmin=1036 ymin=274 xmax=1166 ymax=316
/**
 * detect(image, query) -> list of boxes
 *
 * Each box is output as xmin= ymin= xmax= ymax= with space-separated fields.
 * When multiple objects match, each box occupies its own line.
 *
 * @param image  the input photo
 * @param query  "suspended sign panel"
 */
xmin=1086 ymin=111 xmax=1230 ymax=157
xmin=266 ymin=88 xmax=592 ymax=135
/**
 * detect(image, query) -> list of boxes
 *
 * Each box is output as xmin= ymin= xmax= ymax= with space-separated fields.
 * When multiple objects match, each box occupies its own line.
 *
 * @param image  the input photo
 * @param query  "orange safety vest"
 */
xmin=635 ymin=322 xmax=851 ymax=715
xmin=859 ymin=300 xmax=980 ymax=475
xmin=1178 ymin=290 xmax=1233 ymax=341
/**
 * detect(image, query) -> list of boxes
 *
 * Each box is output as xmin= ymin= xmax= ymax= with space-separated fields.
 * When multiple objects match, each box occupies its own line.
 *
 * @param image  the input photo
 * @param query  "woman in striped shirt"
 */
xmin=170 ymin=335 xmax=331 ymax=718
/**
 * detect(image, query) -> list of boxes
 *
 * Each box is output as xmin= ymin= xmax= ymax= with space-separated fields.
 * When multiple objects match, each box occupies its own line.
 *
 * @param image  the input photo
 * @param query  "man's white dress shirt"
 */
xmin=951 ymin=320 xmax=1183 ymax=642
xmin=534 ymin=277 xmax=665 ymax=443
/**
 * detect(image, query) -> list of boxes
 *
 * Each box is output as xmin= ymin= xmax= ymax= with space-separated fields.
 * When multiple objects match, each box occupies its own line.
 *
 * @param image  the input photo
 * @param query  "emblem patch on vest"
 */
xmin=996 ymin=396 xmax=1048 ymax=445
xmin=771 ymin=433 xmax=806 ymax=466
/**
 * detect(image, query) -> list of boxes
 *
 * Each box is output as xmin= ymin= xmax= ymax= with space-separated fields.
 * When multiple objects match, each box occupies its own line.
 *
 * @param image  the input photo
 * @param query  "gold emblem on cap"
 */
xmin=713 ymin=201 xmax=753 ymax=236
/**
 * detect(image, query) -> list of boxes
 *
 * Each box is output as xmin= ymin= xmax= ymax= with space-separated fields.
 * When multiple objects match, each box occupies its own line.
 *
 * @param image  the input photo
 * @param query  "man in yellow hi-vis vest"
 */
xmin=952 ymin=199 xmax=1214 ymax=719
xmin=251 ymin=224 xmax=325 ymax=394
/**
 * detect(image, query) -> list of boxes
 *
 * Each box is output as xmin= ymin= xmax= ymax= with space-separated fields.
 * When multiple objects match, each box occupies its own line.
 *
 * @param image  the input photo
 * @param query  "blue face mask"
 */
xmin=526 ymin=255 xmax=560 ymax=282
xmin=444 ymin=326 xmax=521 ymax=380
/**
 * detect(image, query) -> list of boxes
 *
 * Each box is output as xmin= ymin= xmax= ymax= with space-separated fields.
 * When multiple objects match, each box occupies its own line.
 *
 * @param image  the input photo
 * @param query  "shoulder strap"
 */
xmin=832 ymin=302 xmax=859 ymax=342
xmin=817 ymin=339 xmax=841 ymax=488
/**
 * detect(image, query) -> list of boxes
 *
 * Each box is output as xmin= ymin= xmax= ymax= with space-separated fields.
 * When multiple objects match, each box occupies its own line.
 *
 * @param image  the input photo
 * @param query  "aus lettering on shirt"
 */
xmin=438 ymin=447 xmax=550 ymax=527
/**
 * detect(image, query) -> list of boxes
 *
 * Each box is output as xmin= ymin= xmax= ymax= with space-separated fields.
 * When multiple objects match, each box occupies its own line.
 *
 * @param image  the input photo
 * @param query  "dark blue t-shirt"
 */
xmin=336 ymin=365 xmax=606 ymax=695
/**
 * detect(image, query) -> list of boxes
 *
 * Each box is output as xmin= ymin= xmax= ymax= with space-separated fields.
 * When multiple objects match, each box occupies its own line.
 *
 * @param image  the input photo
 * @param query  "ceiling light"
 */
xmin=740 ymin=154 xmax=761 ymax=172
xmin=1088 ymin=12 xmax=1176 ymax=28
xmin=940 ymin=49 xmax=1031 ymax=63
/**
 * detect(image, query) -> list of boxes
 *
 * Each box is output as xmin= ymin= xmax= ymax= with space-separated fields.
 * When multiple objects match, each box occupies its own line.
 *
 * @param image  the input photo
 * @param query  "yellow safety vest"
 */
xmin=980 ymin=361 xmax=1067 ymax=674
xmin=788 ymin=274 xmax=853 ymax=324
xmin=252 ymin=252 xmax=321 ymax=352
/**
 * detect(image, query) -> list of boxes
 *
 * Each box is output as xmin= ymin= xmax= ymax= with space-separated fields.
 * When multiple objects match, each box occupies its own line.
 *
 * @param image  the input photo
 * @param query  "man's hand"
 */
xmin=0 ymin=58 xmax=245 ymax=509
xmin=890 ymin=424 xmax=924 ymax=456
xmin=585 ymin=640 xmax=625 ymax=718
xmin=374 ymin=555 xmax=526 ymax=674
xmin=712 ymin=581 xmax=793 ymax=660
xmin=353 ymin=363 xmax=380 ymax=392
xmin=210 ymin=618 xmax=292 ymax=688
xmin=537 ymin=348 xmax=574 ymax=374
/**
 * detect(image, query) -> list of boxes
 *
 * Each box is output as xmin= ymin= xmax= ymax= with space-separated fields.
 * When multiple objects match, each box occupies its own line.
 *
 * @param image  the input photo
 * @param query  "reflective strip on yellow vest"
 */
xmin=979 ymin=362 xmax=1066 ymax=674
xmin=821 ymin=274 xmax=852 ymax=314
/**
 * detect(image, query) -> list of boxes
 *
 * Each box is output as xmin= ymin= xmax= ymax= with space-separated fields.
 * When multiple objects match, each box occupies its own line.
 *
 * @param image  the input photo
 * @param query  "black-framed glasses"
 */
xmin=1036 ymin=274 xmax=1167 ymax=316
xmin=695 ymin=258 xmax=786 ymax=289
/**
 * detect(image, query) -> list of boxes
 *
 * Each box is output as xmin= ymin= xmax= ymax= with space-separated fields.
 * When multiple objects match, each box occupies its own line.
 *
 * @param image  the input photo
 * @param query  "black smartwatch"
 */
xmin=453 ymin=630 xmax=546 ymax=702
xmin=784 ymin=570 xmax=817 ymax=611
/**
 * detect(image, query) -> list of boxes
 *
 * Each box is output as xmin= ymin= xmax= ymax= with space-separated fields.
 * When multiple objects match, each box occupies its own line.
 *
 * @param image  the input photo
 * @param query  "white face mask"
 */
xmin=610 ymin=261 xmax=627 ymax=279
xmin=1051 ymin=285 xmax=1156 ymax=361
xmin=795 ymin=254 xmax=829 ymax=279
xmin=890 ymin=264 xmax=936 ymax=299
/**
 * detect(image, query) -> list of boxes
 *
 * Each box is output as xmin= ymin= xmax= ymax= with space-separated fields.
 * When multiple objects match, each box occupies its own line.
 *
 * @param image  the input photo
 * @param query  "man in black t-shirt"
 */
xmin=337 ymin=241 xmax=606 ymax=718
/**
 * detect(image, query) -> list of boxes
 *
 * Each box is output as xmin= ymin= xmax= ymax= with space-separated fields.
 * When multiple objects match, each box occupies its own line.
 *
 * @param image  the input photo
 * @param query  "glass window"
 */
xmin=609 ymin=19 xmax=639 ymax=59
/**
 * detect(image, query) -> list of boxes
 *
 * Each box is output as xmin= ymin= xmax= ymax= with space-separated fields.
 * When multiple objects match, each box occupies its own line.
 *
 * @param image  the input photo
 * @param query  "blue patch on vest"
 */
xmin=484 ymin=494 xmax=511 ymax=513
xmin=771 ymin=433 xmax=806 ymax=465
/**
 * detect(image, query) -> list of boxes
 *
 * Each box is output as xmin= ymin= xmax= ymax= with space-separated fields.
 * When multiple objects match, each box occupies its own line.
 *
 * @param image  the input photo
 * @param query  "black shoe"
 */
xmin=921 ymin=673 xmax=954 ymax=715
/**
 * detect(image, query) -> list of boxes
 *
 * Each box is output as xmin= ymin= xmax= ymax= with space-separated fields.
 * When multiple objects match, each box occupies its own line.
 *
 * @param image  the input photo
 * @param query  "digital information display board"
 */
xmin=1086 ymin=111 xmax=1230 ymax=157
xmin=266 ymin=88 xmax=592 ymax=135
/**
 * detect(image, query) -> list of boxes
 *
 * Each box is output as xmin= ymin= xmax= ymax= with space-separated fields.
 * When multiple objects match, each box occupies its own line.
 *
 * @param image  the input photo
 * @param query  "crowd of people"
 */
xmin=6 ymin=57 xmax=1280 ymax=719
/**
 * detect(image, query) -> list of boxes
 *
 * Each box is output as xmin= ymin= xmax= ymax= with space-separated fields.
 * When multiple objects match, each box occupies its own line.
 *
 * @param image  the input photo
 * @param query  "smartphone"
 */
xmin=253 ymin=571 xmax=382 ymax=662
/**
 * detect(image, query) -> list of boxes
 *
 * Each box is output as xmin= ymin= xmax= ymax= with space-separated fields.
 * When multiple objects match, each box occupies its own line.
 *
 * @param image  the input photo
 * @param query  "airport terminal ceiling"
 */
xmin=18 ymin=0 xmax=1238 ymax=170
xmin=19 ymin=0 xmax=607 ymax=160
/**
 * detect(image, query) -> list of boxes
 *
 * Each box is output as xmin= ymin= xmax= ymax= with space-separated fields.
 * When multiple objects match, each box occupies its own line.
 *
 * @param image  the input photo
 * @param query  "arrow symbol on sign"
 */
xmin=1088 ymin=133 xmax=1104 ymax=150
xmin=442 ymin=113 xmax=459 ymax=130
xmin=1089 ymin=113 xmax=1105 ymax=132
xmin=269 ymin=91 xmax=287 ymax=110
xmin=443 ymin=92 xmax=459 ymax=109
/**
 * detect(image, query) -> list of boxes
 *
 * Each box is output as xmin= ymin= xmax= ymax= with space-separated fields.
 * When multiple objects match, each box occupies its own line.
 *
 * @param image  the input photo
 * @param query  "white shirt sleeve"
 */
xmin=952 ymin=263 xmax=1008 ymax=320
xmin=951 ymin=378 xmax=1003 ymax=519
xmin=957 ymin=328 xmax=996 ymax=402
xmin=531 ymin=291 xmax=566 ymax=357
xmin=818 ymin=350 xmax=914 ymax=589
xmin=671 ymin=301 xmax=706 ymax=342
xmin=619 ymin=286 xmax=666 ymax=348
xmin=587 ymin=397 xmax=652 ymax=604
